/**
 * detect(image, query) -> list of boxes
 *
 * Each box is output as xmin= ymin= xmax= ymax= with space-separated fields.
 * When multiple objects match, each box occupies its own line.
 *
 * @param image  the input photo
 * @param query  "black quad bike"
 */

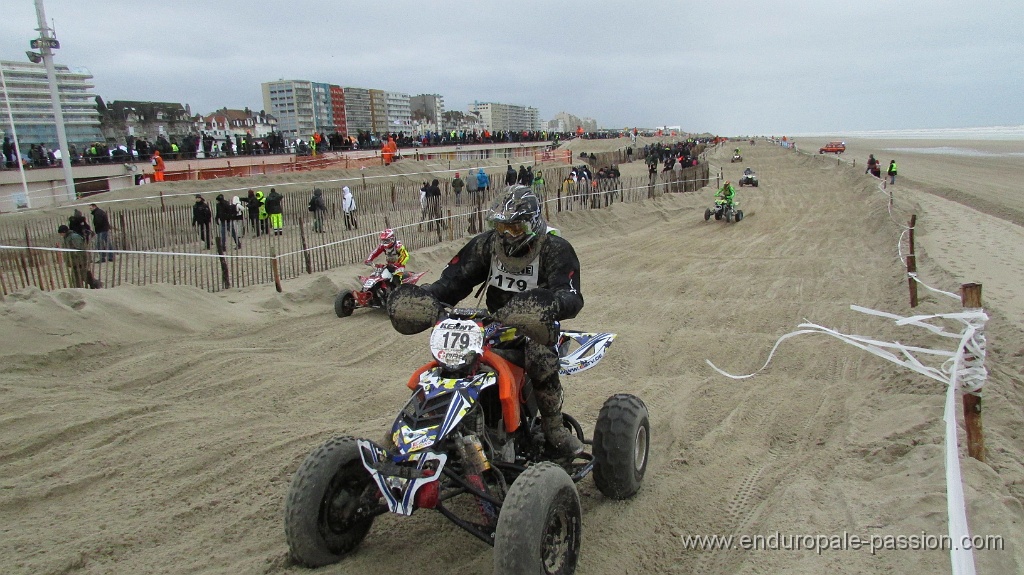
xmin=704 ymin=198 xmax=744 ymax=222
xmin=284 ymin=308 xmax=650 ymax=574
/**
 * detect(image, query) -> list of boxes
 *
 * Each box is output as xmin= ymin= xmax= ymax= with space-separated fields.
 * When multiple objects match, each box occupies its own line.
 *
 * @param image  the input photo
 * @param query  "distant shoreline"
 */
xmin=787 ymin=125 xmax=1024 ymax=140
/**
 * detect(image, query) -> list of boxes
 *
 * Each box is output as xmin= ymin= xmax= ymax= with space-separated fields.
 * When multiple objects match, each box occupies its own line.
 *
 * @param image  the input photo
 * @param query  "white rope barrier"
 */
xmin=706 ymin=304 xmax=987 ymax=575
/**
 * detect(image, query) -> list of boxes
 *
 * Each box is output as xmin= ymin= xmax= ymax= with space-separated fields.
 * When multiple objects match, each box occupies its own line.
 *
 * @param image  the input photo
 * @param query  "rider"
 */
xmin=743 ymin=167 xmax=754 ymax=176
xmin=733 ymin=147 xmax=741 ymax=157
xmin=716 ymin=180 xmax=736 ymax=207
xmin=364 ymin=228 xmax=409 ymax=292
xmin=387 ymin=185 xmax=585 ymax=456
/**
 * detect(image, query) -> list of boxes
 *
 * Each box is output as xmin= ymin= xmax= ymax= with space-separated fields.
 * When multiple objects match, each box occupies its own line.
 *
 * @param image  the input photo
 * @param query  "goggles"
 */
xmin=493 ymin=221 xmax=530 ymax=238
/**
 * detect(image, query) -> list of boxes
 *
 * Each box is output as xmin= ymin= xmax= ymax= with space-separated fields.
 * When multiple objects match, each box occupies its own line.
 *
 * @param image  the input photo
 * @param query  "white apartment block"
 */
xmin=467 ymin=102 xmax=539 ymax=133
xmin=262 ymin=80 xmax=314 ymax=140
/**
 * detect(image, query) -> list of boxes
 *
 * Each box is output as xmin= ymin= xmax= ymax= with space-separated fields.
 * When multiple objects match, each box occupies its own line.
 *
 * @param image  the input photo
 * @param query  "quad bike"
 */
xmin=704 ymin=198 xmax=744 ymax=222
xmin=284 ymin=307 xmax=649 ymax=574
xmin=731 ymin=153 xmax=743 ymax=163
xmin=738 ymin=169 xmax=758 ymax=187
xmin=334 ymin=264 xmax=428 ymax=317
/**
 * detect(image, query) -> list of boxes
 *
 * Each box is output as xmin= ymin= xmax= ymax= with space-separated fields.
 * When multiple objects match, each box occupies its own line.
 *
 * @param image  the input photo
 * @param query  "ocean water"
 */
xmin=792 ymin=125 xmax=1024 ymax=141
xmin=881 ymin=146 xmax=1024 ymax=158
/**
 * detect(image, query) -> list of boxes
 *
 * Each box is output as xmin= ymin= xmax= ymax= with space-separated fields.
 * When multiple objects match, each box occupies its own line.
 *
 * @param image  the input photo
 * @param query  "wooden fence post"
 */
xmin=271 ymin=247 xmax=282 ymax=293
xmin=907 ymin=253 xmax=918 ymax=308
xmin=960 ymin=282 xmax=985 ymax=461
xmin=299 ymin=218 xmax=312 ymax=275
xmin=907 ymin=215 xmax=918 ymax=307
xmin=217 ymin=236 xmax=230 ymax=289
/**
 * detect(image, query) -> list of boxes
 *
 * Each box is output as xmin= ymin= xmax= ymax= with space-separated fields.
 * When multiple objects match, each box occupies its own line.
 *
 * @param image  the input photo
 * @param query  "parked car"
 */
xmin=819 ymin=141 xmax=846 ymax=154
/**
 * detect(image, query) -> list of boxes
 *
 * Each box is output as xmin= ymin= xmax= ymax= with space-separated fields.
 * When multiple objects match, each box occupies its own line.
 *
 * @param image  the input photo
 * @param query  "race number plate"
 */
xmin=430 ymin=319 xmax=485 ymax=368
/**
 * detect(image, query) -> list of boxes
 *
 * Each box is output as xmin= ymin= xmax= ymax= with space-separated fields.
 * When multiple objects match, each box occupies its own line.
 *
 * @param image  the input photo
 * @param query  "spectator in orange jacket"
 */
xmin=382 ymin=136 xmax=397 ymax=165
xmin=152 ymin=150 xmax=165 ymax=182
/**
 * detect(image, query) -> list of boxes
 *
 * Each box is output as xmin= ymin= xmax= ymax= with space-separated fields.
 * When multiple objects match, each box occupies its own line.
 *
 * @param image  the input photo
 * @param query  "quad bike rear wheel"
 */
xmin=493 ymin=462 xmax=581 ymax=575
xmin=335 ymin=292 xmax=355 ymax=317
xmin=593 ymin=394 xmax=650 ymax=500
xmin=284 ymin=436 xmax=375 ymax=567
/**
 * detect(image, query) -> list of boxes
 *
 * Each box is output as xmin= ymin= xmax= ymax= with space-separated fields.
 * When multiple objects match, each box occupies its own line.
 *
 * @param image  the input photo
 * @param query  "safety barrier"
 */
xmin=0 ymin=157 xmax=711 ymax=295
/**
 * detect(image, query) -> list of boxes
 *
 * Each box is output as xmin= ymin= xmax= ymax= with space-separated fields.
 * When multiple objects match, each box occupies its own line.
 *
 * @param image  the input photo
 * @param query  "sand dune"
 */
xmin=1 ymin=140 xmax=1021 ymax=574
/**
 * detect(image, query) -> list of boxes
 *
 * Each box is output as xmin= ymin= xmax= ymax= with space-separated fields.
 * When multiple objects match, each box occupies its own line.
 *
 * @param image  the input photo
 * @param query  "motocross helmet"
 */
xmin=379 ymin=228 xmax=396 ymax=248
xmin=487 ymin=185 xmax=546 ymax=257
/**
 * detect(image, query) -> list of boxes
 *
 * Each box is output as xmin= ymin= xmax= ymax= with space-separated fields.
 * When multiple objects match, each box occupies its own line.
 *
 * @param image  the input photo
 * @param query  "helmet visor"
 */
xmin=493 ymin=221 xmax=530 ymax=238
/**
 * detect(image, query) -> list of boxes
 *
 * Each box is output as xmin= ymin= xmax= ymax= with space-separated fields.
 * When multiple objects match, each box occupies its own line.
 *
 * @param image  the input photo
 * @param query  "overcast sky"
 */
xmin=2 ymin=0 xmax=1021 ymax=135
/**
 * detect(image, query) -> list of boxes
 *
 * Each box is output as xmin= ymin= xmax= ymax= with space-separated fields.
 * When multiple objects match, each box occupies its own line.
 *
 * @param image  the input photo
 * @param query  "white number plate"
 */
xmin=430 ymin=319 xmax=485 ymax=367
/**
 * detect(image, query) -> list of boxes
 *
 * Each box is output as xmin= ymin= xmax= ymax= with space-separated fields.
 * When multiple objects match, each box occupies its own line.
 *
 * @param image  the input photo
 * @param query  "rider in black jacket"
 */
xmin=388 ymin=185 xmax=585 ymax=455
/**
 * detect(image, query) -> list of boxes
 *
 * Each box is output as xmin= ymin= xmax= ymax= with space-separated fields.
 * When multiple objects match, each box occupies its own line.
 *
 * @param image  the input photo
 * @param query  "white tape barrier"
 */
xmin=706 ymin=304 xmax=987 ymax=575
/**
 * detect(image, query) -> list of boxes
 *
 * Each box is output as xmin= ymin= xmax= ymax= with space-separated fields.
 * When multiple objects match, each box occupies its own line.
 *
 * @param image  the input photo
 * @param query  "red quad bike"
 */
xmin=284 ymin=307 xmax=650 ymax=574
xmin=334 ymin=264 xmax=428 ymax=318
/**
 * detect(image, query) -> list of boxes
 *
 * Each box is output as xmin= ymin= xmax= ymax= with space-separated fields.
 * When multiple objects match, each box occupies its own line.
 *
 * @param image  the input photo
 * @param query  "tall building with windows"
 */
xmin=467 ymin=101 xmax=539 ymax=133
xmin=342 ymin=87 xmax=372 ymax=135
xmin=0 ymin=60 xmax=103 ymax=149
xmin=311 ymin=82 xmax=336 ymax=136
xmin=368 ymin=89 xmax=389 ymax=134
xmin=410 ymin=94 xmax=445 ymax=127
xmin=261 ymin=80 xmax=314 ymax=140
xmin=385 ymin=92 xmax=412 ymax=135
xmin=329 ymin=85 xmax=347 ymax=136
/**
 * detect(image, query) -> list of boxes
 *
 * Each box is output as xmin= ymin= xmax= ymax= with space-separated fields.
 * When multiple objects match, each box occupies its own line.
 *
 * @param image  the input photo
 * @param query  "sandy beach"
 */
xmin=1 ymin=137 xmax=1022 ymax=574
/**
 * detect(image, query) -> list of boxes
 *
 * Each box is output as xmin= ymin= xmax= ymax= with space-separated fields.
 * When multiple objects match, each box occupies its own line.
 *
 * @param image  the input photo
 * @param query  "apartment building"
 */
xmin=261 ymin=80 xmax=315 ymax=140
xmin=386 ymin=92 xmax=412 ymax=135
xmin=343 ymin=87 xmax=372 ymax=135
xmin=0 ymin=60 xmax=103 ymax=149
xmin=467 ymin=101 xmax=540 ymax=133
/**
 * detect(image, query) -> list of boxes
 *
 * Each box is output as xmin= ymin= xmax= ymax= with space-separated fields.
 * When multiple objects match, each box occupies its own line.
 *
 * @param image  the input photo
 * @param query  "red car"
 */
xmin=819 ymin=141 xmax=846 ymax=154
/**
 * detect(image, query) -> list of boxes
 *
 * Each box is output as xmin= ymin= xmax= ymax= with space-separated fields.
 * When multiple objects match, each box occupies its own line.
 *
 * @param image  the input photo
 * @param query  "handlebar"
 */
xmin=444 ymin=306 xmax=560 ymax=339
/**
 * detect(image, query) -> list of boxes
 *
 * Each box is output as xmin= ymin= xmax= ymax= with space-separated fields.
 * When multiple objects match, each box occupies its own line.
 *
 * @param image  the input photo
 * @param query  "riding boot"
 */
xmin=535 ymin=385 xmax=583 ymax=456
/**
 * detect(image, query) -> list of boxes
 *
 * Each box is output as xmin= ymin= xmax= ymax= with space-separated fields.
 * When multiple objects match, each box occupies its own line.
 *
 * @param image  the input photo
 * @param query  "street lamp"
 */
xmin=30 ymin=0 xmax=76 ymax=202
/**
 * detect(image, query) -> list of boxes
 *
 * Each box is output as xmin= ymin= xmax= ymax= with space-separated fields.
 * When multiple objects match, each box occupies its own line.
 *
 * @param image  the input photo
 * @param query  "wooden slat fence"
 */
xmin=0 ymin=161 xmax=710 ymax=294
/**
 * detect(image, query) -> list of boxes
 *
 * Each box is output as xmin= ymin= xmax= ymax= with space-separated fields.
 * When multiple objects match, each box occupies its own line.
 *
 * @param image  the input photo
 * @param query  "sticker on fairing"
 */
xmin=430 ymin=319 xmax=485 ymax=367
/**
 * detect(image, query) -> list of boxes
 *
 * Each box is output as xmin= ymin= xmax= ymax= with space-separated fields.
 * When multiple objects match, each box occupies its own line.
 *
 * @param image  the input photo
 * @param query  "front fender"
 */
xmin=558 ymin=331 xmax=617 ymax=375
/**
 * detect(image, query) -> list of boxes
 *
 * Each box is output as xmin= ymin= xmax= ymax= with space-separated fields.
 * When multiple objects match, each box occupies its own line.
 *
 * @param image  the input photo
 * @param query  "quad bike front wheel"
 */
xmin=334 ymin=292 xmax=355 ymax=317
xmin=494 ymin=462 xmax=581 ymax=575
xmin=704 ymin=208 xmax=712 ymax=221
xmin=735 ymin=210 xmax=744 ymax=222
xmin=593 ymin=394 xmax=650 ymax=500
xmin=284 ymin=436 xmax=376 ymax=567
xmin=725 ymin=209 xmax=733 ymax=223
